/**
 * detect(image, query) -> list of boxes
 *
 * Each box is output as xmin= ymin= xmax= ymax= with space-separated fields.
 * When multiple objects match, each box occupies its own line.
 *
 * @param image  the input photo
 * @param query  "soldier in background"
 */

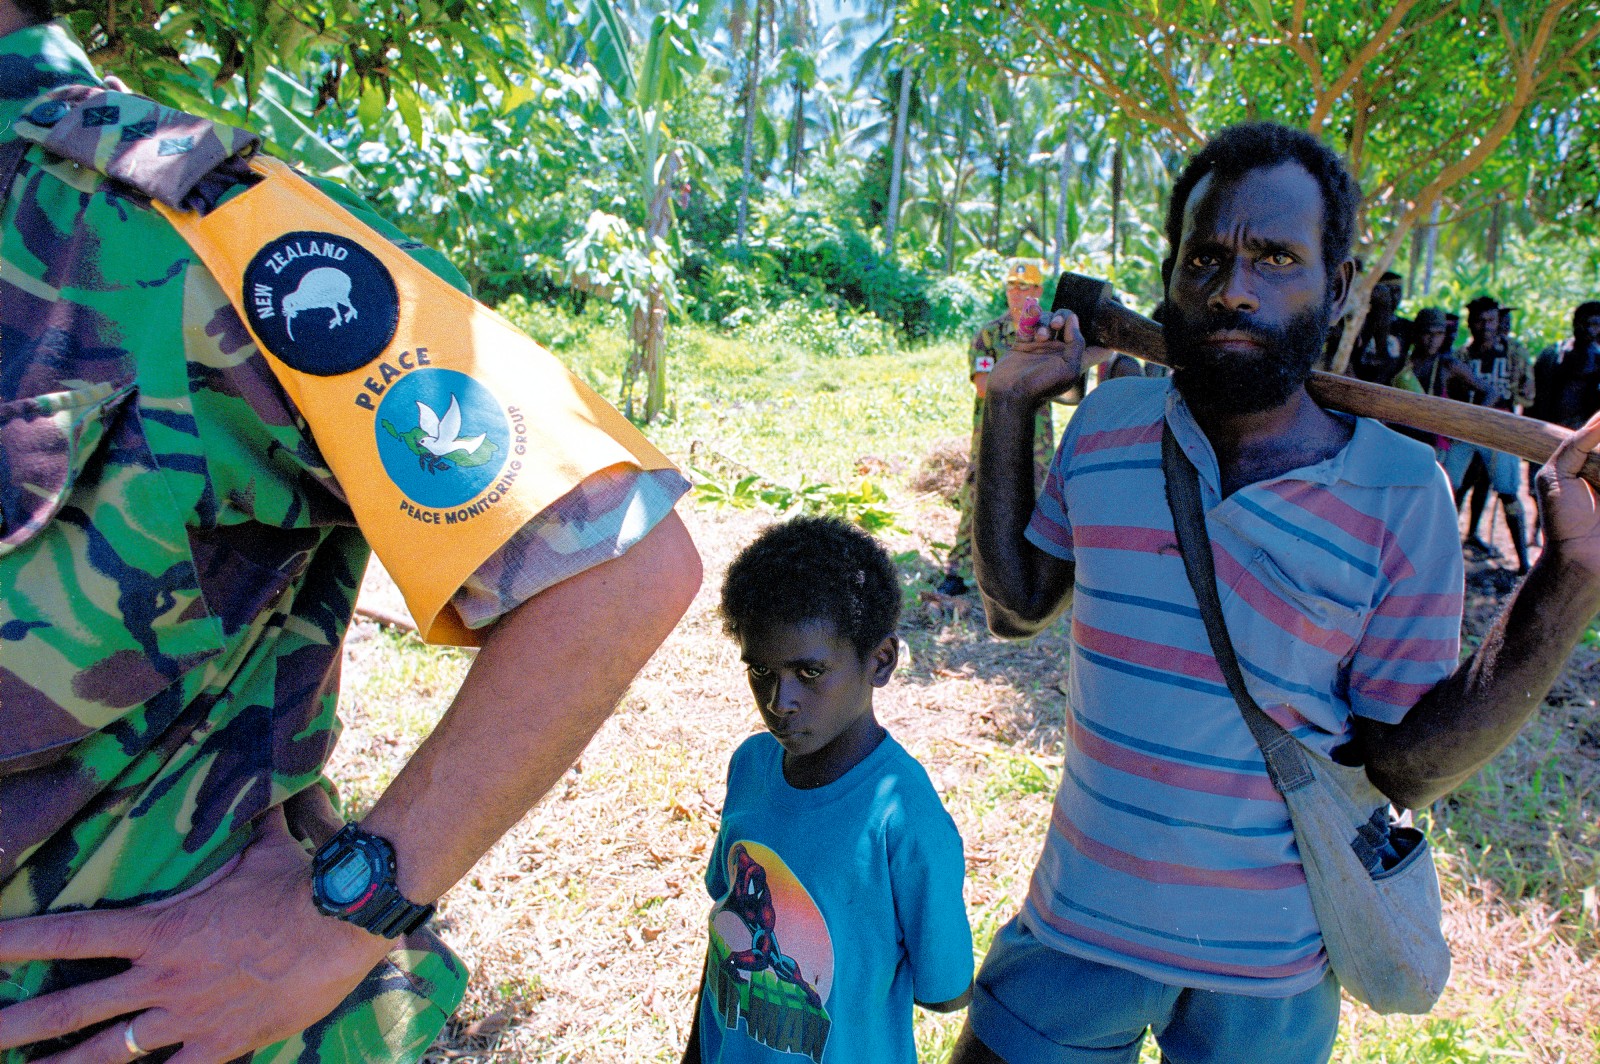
xmin=939 ymin=259 xmax=1056 ymax=596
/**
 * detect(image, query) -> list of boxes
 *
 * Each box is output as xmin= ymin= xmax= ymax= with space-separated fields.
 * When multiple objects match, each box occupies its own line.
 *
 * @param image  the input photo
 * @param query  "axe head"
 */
xmin=1050 ymin=272 xmax=1113 ymax=346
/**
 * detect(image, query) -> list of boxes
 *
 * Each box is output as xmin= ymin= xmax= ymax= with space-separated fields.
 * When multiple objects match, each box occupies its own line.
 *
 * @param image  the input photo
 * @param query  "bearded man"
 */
xmin=953 ymin=122 xmax=1600 ymax=1063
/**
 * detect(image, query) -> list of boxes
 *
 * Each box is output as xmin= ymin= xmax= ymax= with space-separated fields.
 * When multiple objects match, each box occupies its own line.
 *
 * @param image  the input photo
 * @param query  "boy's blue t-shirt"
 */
xmin=698 ymin=732 xmax=974 ymax=1064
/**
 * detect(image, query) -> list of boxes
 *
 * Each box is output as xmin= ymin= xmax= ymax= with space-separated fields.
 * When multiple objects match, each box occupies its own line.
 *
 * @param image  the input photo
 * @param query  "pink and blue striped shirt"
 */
xmin=1022 ymin=377 xmax=1463 ymax=997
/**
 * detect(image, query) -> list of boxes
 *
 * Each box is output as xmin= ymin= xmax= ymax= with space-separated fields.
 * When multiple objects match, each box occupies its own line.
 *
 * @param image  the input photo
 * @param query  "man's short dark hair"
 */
xmin=1575 ymin=301 xmax=1600 ymax=334
xmin=1164 ymin=123 xmax=1361 ymax=283
xmin=721 ymin=516 xmax=901 ymax=660
xmin=1466 ymin=295 xmax=1500 ymax=320
xmin=17 ymin=0 xmax=54 ymax=23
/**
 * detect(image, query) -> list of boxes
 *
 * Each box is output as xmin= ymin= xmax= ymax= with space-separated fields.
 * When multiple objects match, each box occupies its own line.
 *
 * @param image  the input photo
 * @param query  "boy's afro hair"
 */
xmin=721 ymin=515 xmax=901 ymax=659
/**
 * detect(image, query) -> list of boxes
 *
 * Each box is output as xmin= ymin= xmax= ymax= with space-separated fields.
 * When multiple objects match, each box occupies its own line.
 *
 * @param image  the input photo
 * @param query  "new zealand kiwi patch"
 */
xmin=242 ymin=231 xmax=399 ymax=375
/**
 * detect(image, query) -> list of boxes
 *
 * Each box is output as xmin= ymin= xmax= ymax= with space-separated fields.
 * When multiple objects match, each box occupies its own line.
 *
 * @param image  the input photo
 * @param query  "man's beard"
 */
xmin=1167 ymin=300 xmax=1331 ymax=418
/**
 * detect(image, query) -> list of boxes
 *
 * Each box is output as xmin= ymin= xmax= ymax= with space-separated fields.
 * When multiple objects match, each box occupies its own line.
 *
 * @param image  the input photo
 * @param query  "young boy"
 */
xmin=684 ymin=516 xmax=974 ymax=1064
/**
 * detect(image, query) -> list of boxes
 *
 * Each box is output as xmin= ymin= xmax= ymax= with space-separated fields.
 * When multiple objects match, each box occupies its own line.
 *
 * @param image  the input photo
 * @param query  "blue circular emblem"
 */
xmin=376 ymin=368 xmax=511 ymax=509
xmin=242 ymin=230 xmax=398 ymax=376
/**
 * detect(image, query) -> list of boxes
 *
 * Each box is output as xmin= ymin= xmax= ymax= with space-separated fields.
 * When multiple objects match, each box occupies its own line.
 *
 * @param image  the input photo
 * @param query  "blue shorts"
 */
xmin=1441 ymin=441 xmax=1522 ymax=496
xmin=968 ymin=916 xmax=1341 ymax=1064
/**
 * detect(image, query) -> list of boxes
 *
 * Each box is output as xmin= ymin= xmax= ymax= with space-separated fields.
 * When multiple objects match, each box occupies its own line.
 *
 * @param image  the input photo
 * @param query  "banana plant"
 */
xmin=569 ymin=0 xmax=719 ymax=421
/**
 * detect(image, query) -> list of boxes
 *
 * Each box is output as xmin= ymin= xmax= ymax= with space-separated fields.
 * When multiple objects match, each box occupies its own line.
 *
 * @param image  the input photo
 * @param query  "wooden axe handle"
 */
xmin=1050 ymin=271 xmax=1600 ymax=488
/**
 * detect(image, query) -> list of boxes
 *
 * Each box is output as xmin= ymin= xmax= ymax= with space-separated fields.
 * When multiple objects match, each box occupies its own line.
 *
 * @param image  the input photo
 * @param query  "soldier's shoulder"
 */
xmin=12 ymin=85 xmax=471 ymax=296
xmin=973 ymin=314 xmax=1010 ymax=338
xmin=13 ymin=84 xmax=259 ymax=209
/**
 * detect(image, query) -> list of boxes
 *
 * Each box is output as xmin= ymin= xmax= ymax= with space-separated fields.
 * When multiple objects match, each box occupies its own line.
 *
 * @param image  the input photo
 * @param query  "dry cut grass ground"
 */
xmin=325 ymin=319 xmax=1597 ymax=1063
xmin=331 ymin=490 xmax=1600 ymax=1063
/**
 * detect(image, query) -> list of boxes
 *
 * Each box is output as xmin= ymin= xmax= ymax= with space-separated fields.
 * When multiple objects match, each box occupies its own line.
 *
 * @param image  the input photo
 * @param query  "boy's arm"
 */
xmin=890 ymin=783 xmax=975 ymax=1018
xmin=916 ymin=986 xmax=974 ymax=1013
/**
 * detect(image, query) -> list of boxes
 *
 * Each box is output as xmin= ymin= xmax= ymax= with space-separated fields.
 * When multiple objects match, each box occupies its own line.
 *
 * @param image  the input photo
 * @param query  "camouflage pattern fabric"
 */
xmin=13 ymin=82 xmax=261 ymax=211
xmin=0 ymin=21 xmax=681 ymax=1063
xmin=947 ymin=315 xmax=1054 ymax=575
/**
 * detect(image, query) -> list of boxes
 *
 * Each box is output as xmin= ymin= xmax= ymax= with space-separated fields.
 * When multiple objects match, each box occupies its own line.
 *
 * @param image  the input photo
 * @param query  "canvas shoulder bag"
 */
xmin=1160 ymin=422 xmax=1451 ymax=1015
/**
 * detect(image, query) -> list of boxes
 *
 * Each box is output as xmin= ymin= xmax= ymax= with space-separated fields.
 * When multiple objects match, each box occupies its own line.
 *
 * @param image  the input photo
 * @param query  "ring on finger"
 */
xmin=123 ymin=1018 xmax=145 ymax=1058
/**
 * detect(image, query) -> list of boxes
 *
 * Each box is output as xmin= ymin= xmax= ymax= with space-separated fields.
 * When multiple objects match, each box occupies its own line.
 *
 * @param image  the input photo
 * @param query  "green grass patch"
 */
xmin=502 ymin=299 xmax=974 ymax=487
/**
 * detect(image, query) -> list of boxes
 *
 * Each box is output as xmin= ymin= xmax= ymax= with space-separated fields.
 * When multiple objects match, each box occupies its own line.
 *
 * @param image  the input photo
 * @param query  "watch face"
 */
xmin=323 ymin=849 xmax=375 ymax=906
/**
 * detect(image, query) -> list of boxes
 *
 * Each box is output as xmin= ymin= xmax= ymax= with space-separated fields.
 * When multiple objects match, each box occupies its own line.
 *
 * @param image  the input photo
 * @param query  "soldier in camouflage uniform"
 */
xmin=939 ymin=261 xmax=1057 ymax=596
xmin=0 ymin=7 xmax=700 ymax=1063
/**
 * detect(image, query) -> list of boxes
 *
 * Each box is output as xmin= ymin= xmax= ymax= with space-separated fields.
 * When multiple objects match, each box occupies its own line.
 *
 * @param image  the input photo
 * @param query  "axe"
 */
xmin=1051 ymin=272 xmax=1600 ymax=489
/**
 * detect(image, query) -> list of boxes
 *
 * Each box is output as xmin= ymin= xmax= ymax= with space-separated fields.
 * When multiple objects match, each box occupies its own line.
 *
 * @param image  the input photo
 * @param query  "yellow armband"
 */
xmin=159 ymin=158 xmax=676 ymax=645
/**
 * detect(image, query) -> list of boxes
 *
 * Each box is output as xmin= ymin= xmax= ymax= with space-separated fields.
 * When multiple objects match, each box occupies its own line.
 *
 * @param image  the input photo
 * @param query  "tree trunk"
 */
xmin=625 ymin=151 xmax=682 ymax=422
xmin=942 ymin=166 xmax=970 ymax=275
xmin=788 ymin=79 xmax=805 ymax=194
xmin=943 ymin=87 xmax=970 ymax=275
xmin=884 ymin=66 xmax=913 ymax=256
xmin=644 ymin=294 xmax=668 ymax=421
xmin=1487 ymin=198 xmax=1503 ymax=281
xmin=735 ymin=0 xmax=763 ymax=249
xmin=988 ymin=146 xmax=1008 ymax=251
xmin=1054 ymin=134 xmax=1072 ymax=270
xmin=1408 ymin=222 xmax=1422 ymax=294
xmin=1036 ymin=158 xmax=1048 ymax=257
xmin=1422 ymin=201 xmax=1441 ymax=295
xmin=1331 ymin=280 xmax=1371 ymax=375
xmin=1110 ymin=141 xmax=1123 ymax=274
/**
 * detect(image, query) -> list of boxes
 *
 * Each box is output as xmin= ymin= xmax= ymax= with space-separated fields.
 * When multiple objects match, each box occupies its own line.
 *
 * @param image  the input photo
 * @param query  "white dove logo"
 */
xmin=417 ymin=395 xmax=486 ymax=458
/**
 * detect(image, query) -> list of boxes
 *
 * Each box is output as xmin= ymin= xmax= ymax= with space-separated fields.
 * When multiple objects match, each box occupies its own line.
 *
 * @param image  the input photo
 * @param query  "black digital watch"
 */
xmin=311 ymin=823 xmax=435 ymax=938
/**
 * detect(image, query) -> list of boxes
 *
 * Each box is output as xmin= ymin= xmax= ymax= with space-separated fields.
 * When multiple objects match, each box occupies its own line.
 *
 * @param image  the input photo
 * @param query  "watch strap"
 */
xmin=356 ymin=883 xmax=435 ymax=938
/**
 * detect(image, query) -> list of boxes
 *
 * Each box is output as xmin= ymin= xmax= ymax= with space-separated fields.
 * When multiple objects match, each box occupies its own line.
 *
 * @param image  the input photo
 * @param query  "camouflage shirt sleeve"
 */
xmin=969 ymin=316 xmax=1009 ymax=377
xmin=227 ymin=178 xmax=686 ymax=627
xmin=452 ymin=466 xmax=689 ymax=628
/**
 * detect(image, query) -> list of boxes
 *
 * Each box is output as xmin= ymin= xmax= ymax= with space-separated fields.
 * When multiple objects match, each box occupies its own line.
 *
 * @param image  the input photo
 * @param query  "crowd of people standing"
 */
xmin=1337 ymin=273 xmax=1600 ymax=574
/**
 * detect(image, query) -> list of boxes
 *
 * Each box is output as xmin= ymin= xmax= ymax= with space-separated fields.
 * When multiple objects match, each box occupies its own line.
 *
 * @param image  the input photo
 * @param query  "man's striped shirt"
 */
xmin=1022 ymin=377 xmax=1463 ymax=996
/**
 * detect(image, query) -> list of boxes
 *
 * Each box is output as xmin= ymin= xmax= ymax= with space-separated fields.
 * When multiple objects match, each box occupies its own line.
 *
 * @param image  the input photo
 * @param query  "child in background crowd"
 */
xmin=684 ymin=516 xmax=973 ymax=1064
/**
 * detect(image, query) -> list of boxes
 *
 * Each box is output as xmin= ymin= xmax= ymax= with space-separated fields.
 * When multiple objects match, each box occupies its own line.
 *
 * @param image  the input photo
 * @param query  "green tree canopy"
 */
xmin=904 ymin=0 xmax=1600 ymax=364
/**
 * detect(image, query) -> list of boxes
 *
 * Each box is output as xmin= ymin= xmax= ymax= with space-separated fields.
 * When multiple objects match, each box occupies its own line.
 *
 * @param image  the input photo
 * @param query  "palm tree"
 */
xmin=732 ymin=0 xmax=767 ymax=248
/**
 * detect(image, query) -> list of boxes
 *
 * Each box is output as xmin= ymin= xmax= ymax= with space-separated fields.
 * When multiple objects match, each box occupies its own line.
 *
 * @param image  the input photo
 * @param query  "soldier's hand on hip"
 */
xmin=0 ymin=807 xmax=396 ymax=1063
